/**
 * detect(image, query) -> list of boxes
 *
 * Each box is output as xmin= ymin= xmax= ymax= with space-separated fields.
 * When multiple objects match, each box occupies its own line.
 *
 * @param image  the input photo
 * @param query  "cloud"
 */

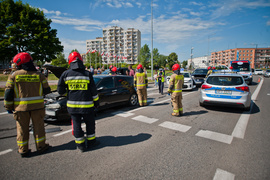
xmin=190 ymin=2 xmax=203 ymax=6
xmin=267 ymin=20 xmax=270 ymax=26
xmin=61 ymin=38 xmax=86 ymax=57
xmin=210 ymin=0 xmax=270 ymax=19
xmin=136 ymin=2 xmax=142 ymax=8
xmin=40 ymin=8 xmax=62 ymax=16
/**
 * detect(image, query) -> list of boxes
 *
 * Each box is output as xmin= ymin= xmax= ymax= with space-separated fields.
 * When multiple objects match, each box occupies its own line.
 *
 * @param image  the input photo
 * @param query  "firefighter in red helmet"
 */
xmin=134 ymin=64 xmax=148 ymax=106
xmin=167 ymin=64 xmax=184 ymax=116
xmin=4 ymin=52 xmax=51 ymax=157
xmin=58 ymin=51 xmax=100 ymax=152
xmin=206 ymin=66 xmax=213 ymax=78
xmin=109 ymin=66 xmax=117 ymax=75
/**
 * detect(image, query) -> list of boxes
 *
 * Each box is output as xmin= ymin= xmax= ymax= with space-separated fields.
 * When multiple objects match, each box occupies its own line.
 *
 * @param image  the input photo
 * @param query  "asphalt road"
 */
xmin=0 ymin=76 xmax=269 ymax=180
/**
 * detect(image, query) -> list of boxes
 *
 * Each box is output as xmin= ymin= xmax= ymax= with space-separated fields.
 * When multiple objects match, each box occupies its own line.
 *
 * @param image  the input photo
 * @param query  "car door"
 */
xmin=96 ymin=77 xmax=116 ymax=106
xmin=113 ymin=76 xmax=132 ymax=103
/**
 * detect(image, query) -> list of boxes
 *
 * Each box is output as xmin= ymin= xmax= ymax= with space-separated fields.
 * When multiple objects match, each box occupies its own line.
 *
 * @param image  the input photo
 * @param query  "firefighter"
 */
xmin=57 ymin=52 xmax=99 ymax=152
xmin=4 ymin=52 xmax=51 ymax=157
xmin=134 ymin=64 xmax=148 ymax=106
xmin=167 ymin=64 xmax=184 ymax=116
xmin=109 ymin=66 xmax=117 ymax=75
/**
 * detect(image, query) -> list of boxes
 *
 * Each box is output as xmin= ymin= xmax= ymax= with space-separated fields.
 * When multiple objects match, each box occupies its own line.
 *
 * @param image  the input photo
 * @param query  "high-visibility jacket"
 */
xmin=134 ymin=72 xmax=148 ymax=90
xmin=158 ymin=71 xmax=165 ymax=82
xmin=57 ymin=64 xmax=99 ymax=114
xmin=4 ymin=70 xmax=51 ymax=111
xmin=168 ymin=73 xmax=184 ymax=95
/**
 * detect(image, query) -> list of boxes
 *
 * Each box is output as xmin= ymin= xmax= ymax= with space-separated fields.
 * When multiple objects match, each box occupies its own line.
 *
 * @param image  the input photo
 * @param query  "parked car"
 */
xmin=191 ymin=68 xmax=208 ymax=86
xmin=43 ymin=65 xmax=138 ymax=121
xmin=101 ymin=68 xmax=128 ymax=75
xmin=166 ymin=72 xmax=195 ymax=90
xmin=264 ymin=69 xmax=270 ymax=77
xmin=254 ymin=69 xmax=263 ymax=75
xmin=199 ymin=72 xmax=251 ymax=111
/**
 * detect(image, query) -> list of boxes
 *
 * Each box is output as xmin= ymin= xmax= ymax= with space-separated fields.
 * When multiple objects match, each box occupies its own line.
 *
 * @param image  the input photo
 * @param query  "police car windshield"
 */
xmin=207 ymin=76 xmax=243 ymax=86
xmin=231 ymin=63 xmax=250 ymax=72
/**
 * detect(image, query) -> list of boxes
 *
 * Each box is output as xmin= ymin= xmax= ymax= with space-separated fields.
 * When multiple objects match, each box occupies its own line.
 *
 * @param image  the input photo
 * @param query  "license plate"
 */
xmin=215 ymin=90 xmax=232 ymax=94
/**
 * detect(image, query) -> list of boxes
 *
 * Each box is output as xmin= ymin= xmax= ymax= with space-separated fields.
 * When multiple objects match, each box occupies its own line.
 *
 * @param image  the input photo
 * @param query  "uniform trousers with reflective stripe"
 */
xmin=171 ymin=93 xmax=183 ymax=115
xmin=14 ymin=109 xmax=46 ymax=153
xmin=71 ymin=108 xmax=95 ymax=142
xmin=137 ymin=87 xmax=147 ymax=106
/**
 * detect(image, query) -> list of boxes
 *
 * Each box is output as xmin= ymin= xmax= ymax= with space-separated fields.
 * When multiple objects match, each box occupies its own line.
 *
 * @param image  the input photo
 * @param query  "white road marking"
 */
xmin=112 ymin=111 xmax=135 ymax=117
xmin=159 ymin=121 xmax=191 ymax=132
xmin=132 ymin=115 xmax=159 ymax=124
xmin=232 ymin=77 xmax=264 ymax=139
xmin=0 ymin=149 xmax=13 ymax=156
xmin=213 ymin=168 xmax=235 ymax=180
xmin=0 ymin=112 xmax=8 ymax=115
xmin=196 ymin=130 xmax=233 ymax=144
xmin=147 ymin=92 xmax=160 ymax=96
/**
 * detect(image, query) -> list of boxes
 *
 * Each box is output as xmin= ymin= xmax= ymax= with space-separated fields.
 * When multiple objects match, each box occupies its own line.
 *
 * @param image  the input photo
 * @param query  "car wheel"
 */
xmin=199 ymin=102 xmax=204 ymax=107
xmin=129 ymin=93 xmax=138 ymax=106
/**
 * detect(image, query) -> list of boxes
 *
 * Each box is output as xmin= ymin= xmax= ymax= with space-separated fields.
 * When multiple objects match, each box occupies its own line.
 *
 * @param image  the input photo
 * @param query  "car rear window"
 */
xmin=183 ymin=73 xmax=190 ymax=78
xmin=206 ymin=76 xmax=243 ymax=86
xmin=194 ymin=69 xmax=208 ymax=74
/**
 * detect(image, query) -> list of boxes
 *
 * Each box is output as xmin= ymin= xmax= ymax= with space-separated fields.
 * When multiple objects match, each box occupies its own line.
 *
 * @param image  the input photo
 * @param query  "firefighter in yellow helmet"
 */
xmin=4 ymin=52 xmax=51 ymax=157
xmin=134 ymin=64 xmax=148 ymax=106
xmin=167 ymin=64 xmax=184 ymax=116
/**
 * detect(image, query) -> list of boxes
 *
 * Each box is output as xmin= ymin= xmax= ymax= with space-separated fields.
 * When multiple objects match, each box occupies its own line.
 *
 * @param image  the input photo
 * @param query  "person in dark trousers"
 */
xmin=158 ymin=68 xmax=165 ymax=95
xmin=57 ymin=52 xmax=99 ymax=152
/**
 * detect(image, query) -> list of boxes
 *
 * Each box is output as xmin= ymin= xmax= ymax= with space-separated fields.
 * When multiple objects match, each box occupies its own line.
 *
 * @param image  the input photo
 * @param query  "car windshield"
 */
xmin=266 ymin=70 xmax=270 ymax=72
xmin=93 ymin=77 xmax=102 ymax=85
xmin=207 ymin=76 xmax=243 ymax=86
xmin=193 ymin=69 xmax=208 ymax=74
xmin=231 ymin=62 xmax=250 ymax=72
xmin=255 ymin=69 xmax=262 ymax=71
xmin=183 ymin=73 xmax=190 ymax=78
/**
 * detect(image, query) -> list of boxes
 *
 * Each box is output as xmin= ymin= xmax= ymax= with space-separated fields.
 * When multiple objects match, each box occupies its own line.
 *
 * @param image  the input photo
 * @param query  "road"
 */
xmin=0 ymin=76 xmax=269 ymax=180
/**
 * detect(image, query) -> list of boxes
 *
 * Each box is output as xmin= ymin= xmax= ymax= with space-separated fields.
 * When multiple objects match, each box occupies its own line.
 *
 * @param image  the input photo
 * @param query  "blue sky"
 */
xmin=19 ymin=0 xmax=270 ymax=62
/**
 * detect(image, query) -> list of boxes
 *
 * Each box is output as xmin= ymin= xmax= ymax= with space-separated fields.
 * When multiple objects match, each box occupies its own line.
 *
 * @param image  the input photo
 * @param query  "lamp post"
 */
xmin=151 ymin=0 xmax=154 ymax=80
xmin=190 ymin=48 xmax=193 ymax=69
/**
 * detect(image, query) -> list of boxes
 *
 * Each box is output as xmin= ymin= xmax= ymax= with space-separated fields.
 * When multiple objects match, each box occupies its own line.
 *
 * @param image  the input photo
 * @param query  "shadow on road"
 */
xmin=183 ymin=110 xmax=208 ymax=116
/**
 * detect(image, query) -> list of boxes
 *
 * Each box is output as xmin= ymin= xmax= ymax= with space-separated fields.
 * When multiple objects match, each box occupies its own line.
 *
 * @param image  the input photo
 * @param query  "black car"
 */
xmin=43 ymin=65 xmax=138 ymax=121
xmin=191 ymin=68 xmax=208 ymax=86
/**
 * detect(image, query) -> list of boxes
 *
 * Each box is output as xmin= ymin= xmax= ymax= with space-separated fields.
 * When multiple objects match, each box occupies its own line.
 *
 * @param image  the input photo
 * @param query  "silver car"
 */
xmin=199 ymin=73 xmax=251 ymax=111
xmin=264 ymin=69 xmax=270 ymax=78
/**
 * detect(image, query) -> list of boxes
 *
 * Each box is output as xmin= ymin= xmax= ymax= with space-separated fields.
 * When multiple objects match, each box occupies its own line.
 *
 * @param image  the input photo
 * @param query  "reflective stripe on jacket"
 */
xmin=58 ymin=68 xmax=99 ymax=114
xmin=168 ymin=73 xmax=184 ymax=95
xmin=4 ymin=70 xmax=50 ymax=111
xmin=134 ymin=72 xmax=148 ymax=89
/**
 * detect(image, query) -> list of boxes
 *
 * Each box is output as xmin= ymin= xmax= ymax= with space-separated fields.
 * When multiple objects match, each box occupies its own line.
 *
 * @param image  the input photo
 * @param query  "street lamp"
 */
xmin=191 ymin=47 xmax=194 ymax=70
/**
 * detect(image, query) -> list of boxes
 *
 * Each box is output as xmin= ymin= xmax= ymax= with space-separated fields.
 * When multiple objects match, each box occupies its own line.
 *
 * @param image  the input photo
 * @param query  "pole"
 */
xmin=191 ymin=47 xmax=193 ymax=70
xmin=151 ymin=0 xmax=154 ymax=80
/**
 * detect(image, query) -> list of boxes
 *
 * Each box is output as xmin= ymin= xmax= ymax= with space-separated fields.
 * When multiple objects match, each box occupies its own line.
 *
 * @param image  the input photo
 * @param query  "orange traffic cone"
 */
xmin=258 ymin=78 xmax=261 ymax=83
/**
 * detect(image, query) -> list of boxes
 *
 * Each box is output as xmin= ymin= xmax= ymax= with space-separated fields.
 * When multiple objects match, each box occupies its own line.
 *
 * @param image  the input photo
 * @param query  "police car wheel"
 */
xmin=129 ymin=93 xmax=138 ymax=106
xmin=199 ymin=102 xmax=204 ymax=107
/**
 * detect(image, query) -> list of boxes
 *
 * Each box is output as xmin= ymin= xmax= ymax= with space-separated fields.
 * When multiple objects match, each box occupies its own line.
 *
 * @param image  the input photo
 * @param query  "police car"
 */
xmin=199 ymin=71 xmax=251 ymax=111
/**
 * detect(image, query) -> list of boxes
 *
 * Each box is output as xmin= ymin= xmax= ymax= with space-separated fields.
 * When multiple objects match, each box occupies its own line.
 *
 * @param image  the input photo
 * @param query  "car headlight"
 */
xmin=192 ymin=76 xmax=194 ymax=79
xmin=46 ymin=103 xmax=61 ymax=109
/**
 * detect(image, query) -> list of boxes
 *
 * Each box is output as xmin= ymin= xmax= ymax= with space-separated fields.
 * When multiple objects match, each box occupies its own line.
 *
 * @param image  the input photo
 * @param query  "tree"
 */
xmin=138 ymin=44 xmax=150 ymax=68
xmin=182 ymin=60 xmax=188 ymax=69
xmin=0 ymin=0 xmax=63 ymax=64
xmin=167 ymin=52 xmax=179 ymax=69
xmin=51 ymin=52 xmax=68 ymax=68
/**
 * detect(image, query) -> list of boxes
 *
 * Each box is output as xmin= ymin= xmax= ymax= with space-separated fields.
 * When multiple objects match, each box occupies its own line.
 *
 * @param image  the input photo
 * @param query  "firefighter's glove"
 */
xmin=94 ymin=100 xmax=100 ymax=109
xmin=7 ymin=110 xmax=13 ymax=114
xmin=167 ymin=89 xmax=172 ymax=94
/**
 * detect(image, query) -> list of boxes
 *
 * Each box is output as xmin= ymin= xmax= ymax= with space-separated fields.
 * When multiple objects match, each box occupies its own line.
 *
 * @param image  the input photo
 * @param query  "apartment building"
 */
xmin=86 ymin=26 xmax=141 ymax=65
xmin=210 ymin=48 xmax=270 ymax=69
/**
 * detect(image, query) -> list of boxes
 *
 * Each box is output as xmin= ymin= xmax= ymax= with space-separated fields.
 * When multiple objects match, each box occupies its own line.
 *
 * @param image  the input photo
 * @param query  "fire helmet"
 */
xmin=109 ymin=65 xmax=114 ymax=69
xmin=111 ymin=67 xmax=117 ymax=72
xmin=207 ymin=66 xmax=211 ymax=70
xmin=137 ymin=64 xmax=143 ymax=70
xmin=13 ymin=52 xmax=33 ymax=66
xmin=68 ymin=52 xmax=83 ymax=65
xmin=212 ymin=67 xmax=216 ymax=70
xmin=172 ymin=64 xmax=180 ymax=71
xmin=229 ymin=66 xmax=233 ymax=70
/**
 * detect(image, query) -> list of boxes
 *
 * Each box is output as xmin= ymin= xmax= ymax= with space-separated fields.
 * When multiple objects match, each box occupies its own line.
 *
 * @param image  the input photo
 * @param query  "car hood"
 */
xmin=43 ymin=64 xmax=67 ymax=78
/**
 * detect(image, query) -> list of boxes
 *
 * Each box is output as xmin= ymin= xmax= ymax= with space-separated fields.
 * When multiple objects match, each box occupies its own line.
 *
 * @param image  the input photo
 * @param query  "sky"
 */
xmin=18 ymin=0 xmax=270 ymax=62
